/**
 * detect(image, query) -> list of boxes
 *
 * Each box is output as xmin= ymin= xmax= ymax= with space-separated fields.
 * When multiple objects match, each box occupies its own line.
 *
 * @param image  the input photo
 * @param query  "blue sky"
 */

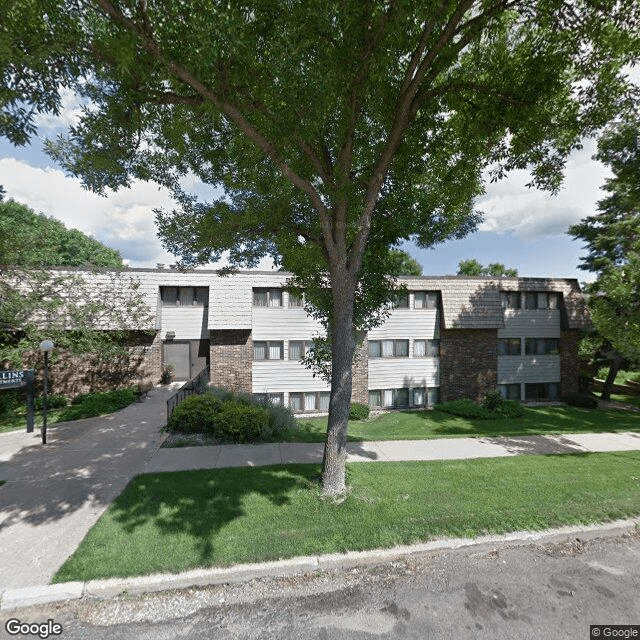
xmin=0 ymin=92 xmax=615 ymax=282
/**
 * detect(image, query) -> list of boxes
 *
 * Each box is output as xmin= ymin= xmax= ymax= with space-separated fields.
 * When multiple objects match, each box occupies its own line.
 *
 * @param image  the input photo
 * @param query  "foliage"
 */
xmin=349 ymin=402 xmax=370 ymax=421
xmin=389 ymin=250 xmax=423 ymax=276
xmin=166 ymin=389 xmax=297 ymax=442
xmin=0 ymin=198 xmax=124 ymax=268
xmin=35 ymin=393 xmax=68 ymax=410
xmin=568 ymin=118 xmax=640 ymax=398
xmin=2 ymin=0 xmax=638 ymax=494
xmin=436 ymin=395 xmax=525 ymax=420
xmin=563 ymin=392 xmax=599 ymax=409
xmin=58 ymin=386 xmax=138 ymax=421
xmin=457 ymin=259 xmax=518 ymax=277
xmin=0 ymin=389 xmax=21 ymax=418
xmin=160 ymin=364 xmax=175 ymax=385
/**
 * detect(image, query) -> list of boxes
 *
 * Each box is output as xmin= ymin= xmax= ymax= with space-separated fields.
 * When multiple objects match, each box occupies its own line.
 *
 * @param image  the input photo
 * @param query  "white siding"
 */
xmin=252 ymin=361 xmax=330 ymax=393
xmin=252 ymin=305 xmax=325 ymax=340
xmin=499 ymin=310 xmax=561 ymax=338
xmin=368 ymin=309 xmax=439 ymax=340
xmin=368 ymin=359 xmax=439 ymax=389
xmin=209 ymin=278 xmax=253 ymax=329
xmin=497 ymin=355 xmax=561 ymax=383
xmin=160 ymin=307 xmax=208 ymax=340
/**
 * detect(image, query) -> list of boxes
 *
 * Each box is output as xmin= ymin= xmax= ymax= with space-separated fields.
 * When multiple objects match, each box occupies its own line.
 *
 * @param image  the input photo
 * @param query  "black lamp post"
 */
xmin=39 ymin=339 xmax=54 ymax=445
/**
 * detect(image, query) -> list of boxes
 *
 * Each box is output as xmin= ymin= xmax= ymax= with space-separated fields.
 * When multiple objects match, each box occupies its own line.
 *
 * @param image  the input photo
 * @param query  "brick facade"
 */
xmin=440 ymin=329 xmax=498 ymax=402
xmin=209 ymin=329 xmax=252 ymax=393
xmin=560 ymin=329 xmax=582 ymax=397
xmin=351 ymin=334 xmax=369 ymax=404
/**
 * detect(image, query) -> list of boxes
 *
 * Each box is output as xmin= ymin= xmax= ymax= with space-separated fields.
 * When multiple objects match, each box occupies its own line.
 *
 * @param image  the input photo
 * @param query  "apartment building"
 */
xmin=29 ymin=268 xmax=591 ymax=409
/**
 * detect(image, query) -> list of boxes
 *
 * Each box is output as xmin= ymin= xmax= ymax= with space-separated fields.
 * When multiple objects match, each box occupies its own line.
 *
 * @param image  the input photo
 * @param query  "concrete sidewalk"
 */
xmin=0 ymin=385 xmax=175 ymax=590
xmin=143 ymin=431 xmax=640 ymax=473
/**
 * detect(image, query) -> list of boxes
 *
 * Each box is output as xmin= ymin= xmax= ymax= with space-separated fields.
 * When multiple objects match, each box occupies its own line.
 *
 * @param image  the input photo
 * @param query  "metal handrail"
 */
xmin=166 ymin=365 xmax=210 ymax=422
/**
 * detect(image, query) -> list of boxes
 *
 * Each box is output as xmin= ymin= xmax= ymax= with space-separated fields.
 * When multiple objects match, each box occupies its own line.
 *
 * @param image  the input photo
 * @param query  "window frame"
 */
xmin=288 ymin=391 xmax=330 ymax=413
xmin=288 ymin=340 xmax=311 ymax=360
xmin=252 ymin=288 xmax=283 ymax=307
xmin=413 ymin=291 xmax=439 ymax=310
xmin=160 ymin=286 xmax=208 ymax=307
xmin=497 ymin=338 xmax=522 ymax=356
xmin=368 ymin=339 xmax=409 ymax=358
xmin=501 ymin=291 xmax=521 ymax=310
xmin=252 ymin=340 xmax=284 ymax=360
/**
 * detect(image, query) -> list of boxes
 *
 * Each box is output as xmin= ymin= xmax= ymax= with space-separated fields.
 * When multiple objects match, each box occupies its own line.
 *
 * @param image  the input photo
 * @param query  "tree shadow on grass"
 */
xmin=61 ymin=463 xmax=322 ymax=579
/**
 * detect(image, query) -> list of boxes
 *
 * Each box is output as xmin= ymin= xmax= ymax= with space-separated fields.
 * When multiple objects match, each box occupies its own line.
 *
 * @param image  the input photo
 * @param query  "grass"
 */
xmin=597 ymin=368 xmax=640 ymax=386
xmin=283 ymin=404 xmax=640 ymax=443
xmin=53 ymin=451 xmax=640 ymax=583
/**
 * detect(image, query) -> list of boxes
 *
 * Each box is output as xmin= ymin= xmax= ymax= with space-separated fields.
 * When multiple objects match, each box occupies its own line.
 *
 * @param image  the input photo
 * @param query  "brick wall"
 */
xmin=210 ymin=329 xmax=252 ymax=393
xmin=440 ymin=329 xmax=498 ymax=402
xmin=560 ymin=329 xmax=581 ymax=396
xmin=351 ymin=334 xmax=368 ymax=404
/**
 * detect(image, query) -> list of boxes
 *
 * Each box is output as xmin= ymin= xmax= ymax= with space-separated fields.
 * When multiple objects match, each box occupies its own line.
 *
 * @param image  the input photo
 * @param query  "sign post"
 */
xmin=0 ymin=370 xmax=35 ymax=433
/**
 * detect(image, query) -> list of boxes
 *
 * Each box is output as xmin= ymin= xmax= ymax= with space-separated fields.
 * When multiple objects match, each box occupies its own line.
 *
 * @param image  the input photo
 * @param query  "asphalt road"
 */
xmin=3 ymin=529 xmax=639 ymax=640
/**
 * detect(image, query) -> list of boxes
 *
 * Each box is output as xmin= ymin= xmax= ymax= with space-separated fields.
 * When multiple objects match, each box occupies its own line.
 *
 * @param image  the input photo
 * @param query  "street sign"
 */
xmin=0 ymin=370 xmax=35 ymax=432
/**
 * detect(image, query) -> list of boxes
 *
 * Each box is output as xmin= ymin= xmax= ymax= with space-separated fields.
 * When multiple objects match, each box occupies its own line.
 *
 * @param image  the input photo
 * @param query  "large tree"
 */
xmin=457 ymin=258 xmax=517 ymax=276
xmin=569 ymin=119 xmax=640 ymax=399
xmin=0 ymin=197 xmax=124 ymax=268
xmin=1 ymin=1 xmax=638 ymax=494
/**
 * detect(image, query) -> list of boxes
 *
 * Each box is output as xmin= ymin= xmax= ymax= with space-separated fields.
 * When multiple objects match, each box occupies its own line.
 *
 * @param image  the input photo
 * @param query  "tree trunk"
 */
xmin=600 ymin=352 xmax=624 ymax=401
xmin=321 ymin=278 xmax=356 ymax=496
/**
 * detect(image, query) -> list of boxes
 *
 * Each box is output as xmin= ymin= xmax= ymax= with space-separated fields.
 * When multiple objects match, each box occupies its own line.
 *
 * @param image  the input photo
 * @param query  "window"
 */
xmin=288 ymin=292 xmax=304 ymax=308
xmin=253 ymin=341 xmax=283 ymax=360
xmin=524 ymin=292 xmax=559 ymax=310
xmin=501 ymin=291 xmax=521 ymax=309
xmin=414 ymin=339 xmax=440 ymax=357
xmin=497 ymin=338 xmax=521 ymax=356
xmin=413 ymin=387 xmax=426 ymax=406
xmin=253 ymin=288 xmax=283 ymax=307
xmin=370 ymin=387 xmax=440 ymax=408
xmin=498 ymin=384 xmax=521 ymax=400
xmin=414 ymin=291 xmax=438 ymax=309
xmin=254 ymin=393 xmax=284 ymax=405
xmin=394 ymin=293 xmax=409 ymax=308
xmin=525 ymin=382 xmax=559 ymax=401
xmin=289 ymin=341 xmax=311 ymax=360
xmin=369 ymin=390 xmax=381 ymax=407
xmin=160 ymin=286 xmax=208 ymax=306
xmin=289 ymin=391 xmax=329 ymax=413
xmin=525 ymin=338 xmax=560 ymax=355
xmin=427 ymin=387 xmax=440 ymax=405
xmin=369 ymin=339 xmax=409 ymax=358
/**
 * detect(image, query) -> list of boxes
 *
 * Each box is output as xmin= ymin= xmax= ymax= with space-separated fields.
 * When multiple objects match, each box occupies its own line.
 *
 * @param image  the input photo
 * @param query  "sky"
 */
xmin=0 ymin=86 xmax=627 ymax=283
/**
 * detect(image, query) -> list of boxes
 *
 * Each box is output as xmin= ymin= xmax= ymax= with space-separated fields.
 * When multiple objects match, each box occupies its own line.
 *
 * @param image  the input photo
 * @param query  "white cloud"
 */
xmin=0 ymin=157 xmax=177 ymax=267
xmin=477 ymin=138 xmax=611 ymax=240
xmin=33 ymin=88 xmax=85 ymax=132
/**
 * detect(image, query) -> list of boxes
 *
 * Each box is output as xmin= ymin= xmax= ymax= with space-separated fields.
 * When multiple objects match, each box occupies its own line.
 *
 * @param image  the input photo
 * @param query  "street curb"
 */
xmin=1 ymin=517 xmax=637 ymax=611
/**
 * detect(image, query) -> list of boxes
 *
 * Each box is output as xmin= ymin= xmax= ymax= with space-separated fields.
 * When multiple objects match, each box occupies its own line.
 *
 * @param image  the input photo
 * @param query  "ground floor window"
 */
xmin=254 ymin=393 xmax=284 ymax=405
xmin=524 ymin=382 xmax=559 ymax=401
xmin=288 ymin=391 xmax=331 ymax=413
xmin=369 ymin=387 xmax=439 ymax=408
xmin=498 ymin=383 xmax=521 ymax=400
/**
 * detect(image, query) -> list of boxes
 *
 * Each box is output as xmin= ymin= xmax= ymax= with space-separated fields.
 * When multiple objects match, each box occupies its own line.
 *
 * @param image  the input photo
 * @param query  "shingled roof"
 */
xmin=398 ymin=276 xmax=590 ymax=330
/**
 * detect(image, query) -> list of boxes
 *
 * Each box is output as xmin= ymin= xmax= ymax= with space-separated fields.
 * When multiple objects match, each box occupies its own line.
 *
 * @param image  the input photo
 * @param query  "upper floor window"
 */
xmin=369 ymin=339 xmax=409 ymax=358
xmin=288 ymin=292 xmax=304 ymax=308
xmin=289 ymin=340 xmax=312 ymax=360
xmin=497 ymin=338 xmax=521 ymax=356
xmin=413 ymin=339 xmax=440 ymax=357
xmin=500 ymin=291 xmax=521 ymax=309
xmin=414 ymin=291 xmax=439 ymax=309
xmin=393 ymin=293 xmax=409 ymax=308
xmin=253 ymin=341 xmax=284 ymax=360
xmin=524 ymin=292 xmax=559 ymax=310
xmin=253 ymin=288 xmax=283 ymax=307
xmin=161 ymin=286 xmax=208 ymax=306
xmin=525 ymin=338 xmax=560 ymax=355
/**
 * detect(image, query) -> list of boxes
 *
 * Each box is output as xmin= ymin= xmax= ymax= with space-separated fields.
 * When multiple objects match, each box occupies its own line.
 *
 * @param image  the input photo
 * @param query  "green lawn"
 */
xmin=0 ymin=408 xmax=67 ymax=434
xmin=282 ymin=404 xmax=640 ymax=443
xmin=54 ymin=451 xmax=640 ymax=583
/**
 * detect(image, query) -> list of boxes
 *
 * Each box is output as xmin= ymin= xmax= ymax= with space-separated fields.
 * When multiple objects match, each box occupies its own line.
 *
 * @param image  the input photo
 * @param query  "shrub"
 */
xmin=349 ymin=402 xmax=370 ymax=420
xmin=213 ymin=404 xmax=270 ymax=443
xmin=564 ymin=392 xmax=599 ymax=409
xmin=268 ymin=402 xmax=298 ymax=433
xmin=60 ymin=387 xmax=137 ymax=421
xmin=481 ymin=391 xmax=503 ymax=412
xmin=0 ymin=389 xmax=21 ymax=418
xmin=436 ymin=396 xmax=524 ymax=420
xmin=167 ymin=394 xmax=224 ymax=434
xmin=35 ymin=394 xmax=68 ymax=410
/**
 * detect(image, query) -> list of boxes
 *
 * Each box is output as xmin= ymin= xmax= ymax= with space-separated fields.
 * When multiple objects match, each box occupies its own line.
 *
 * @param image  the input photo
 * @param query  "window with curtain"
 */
xmin=304 ymin=393 xmax=316 ymax=411
xmin=319 ymin=392 xmax=330 ymax=412
xmin=413 ymin=340 xmax=426 ymax=357
xmin=413 ymin=388 xmax=426 ymax=406
xmin=289 ymin=393 xmax=303 ymax=412
xmin=382 ymin=340 xmax=394 ymax=357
